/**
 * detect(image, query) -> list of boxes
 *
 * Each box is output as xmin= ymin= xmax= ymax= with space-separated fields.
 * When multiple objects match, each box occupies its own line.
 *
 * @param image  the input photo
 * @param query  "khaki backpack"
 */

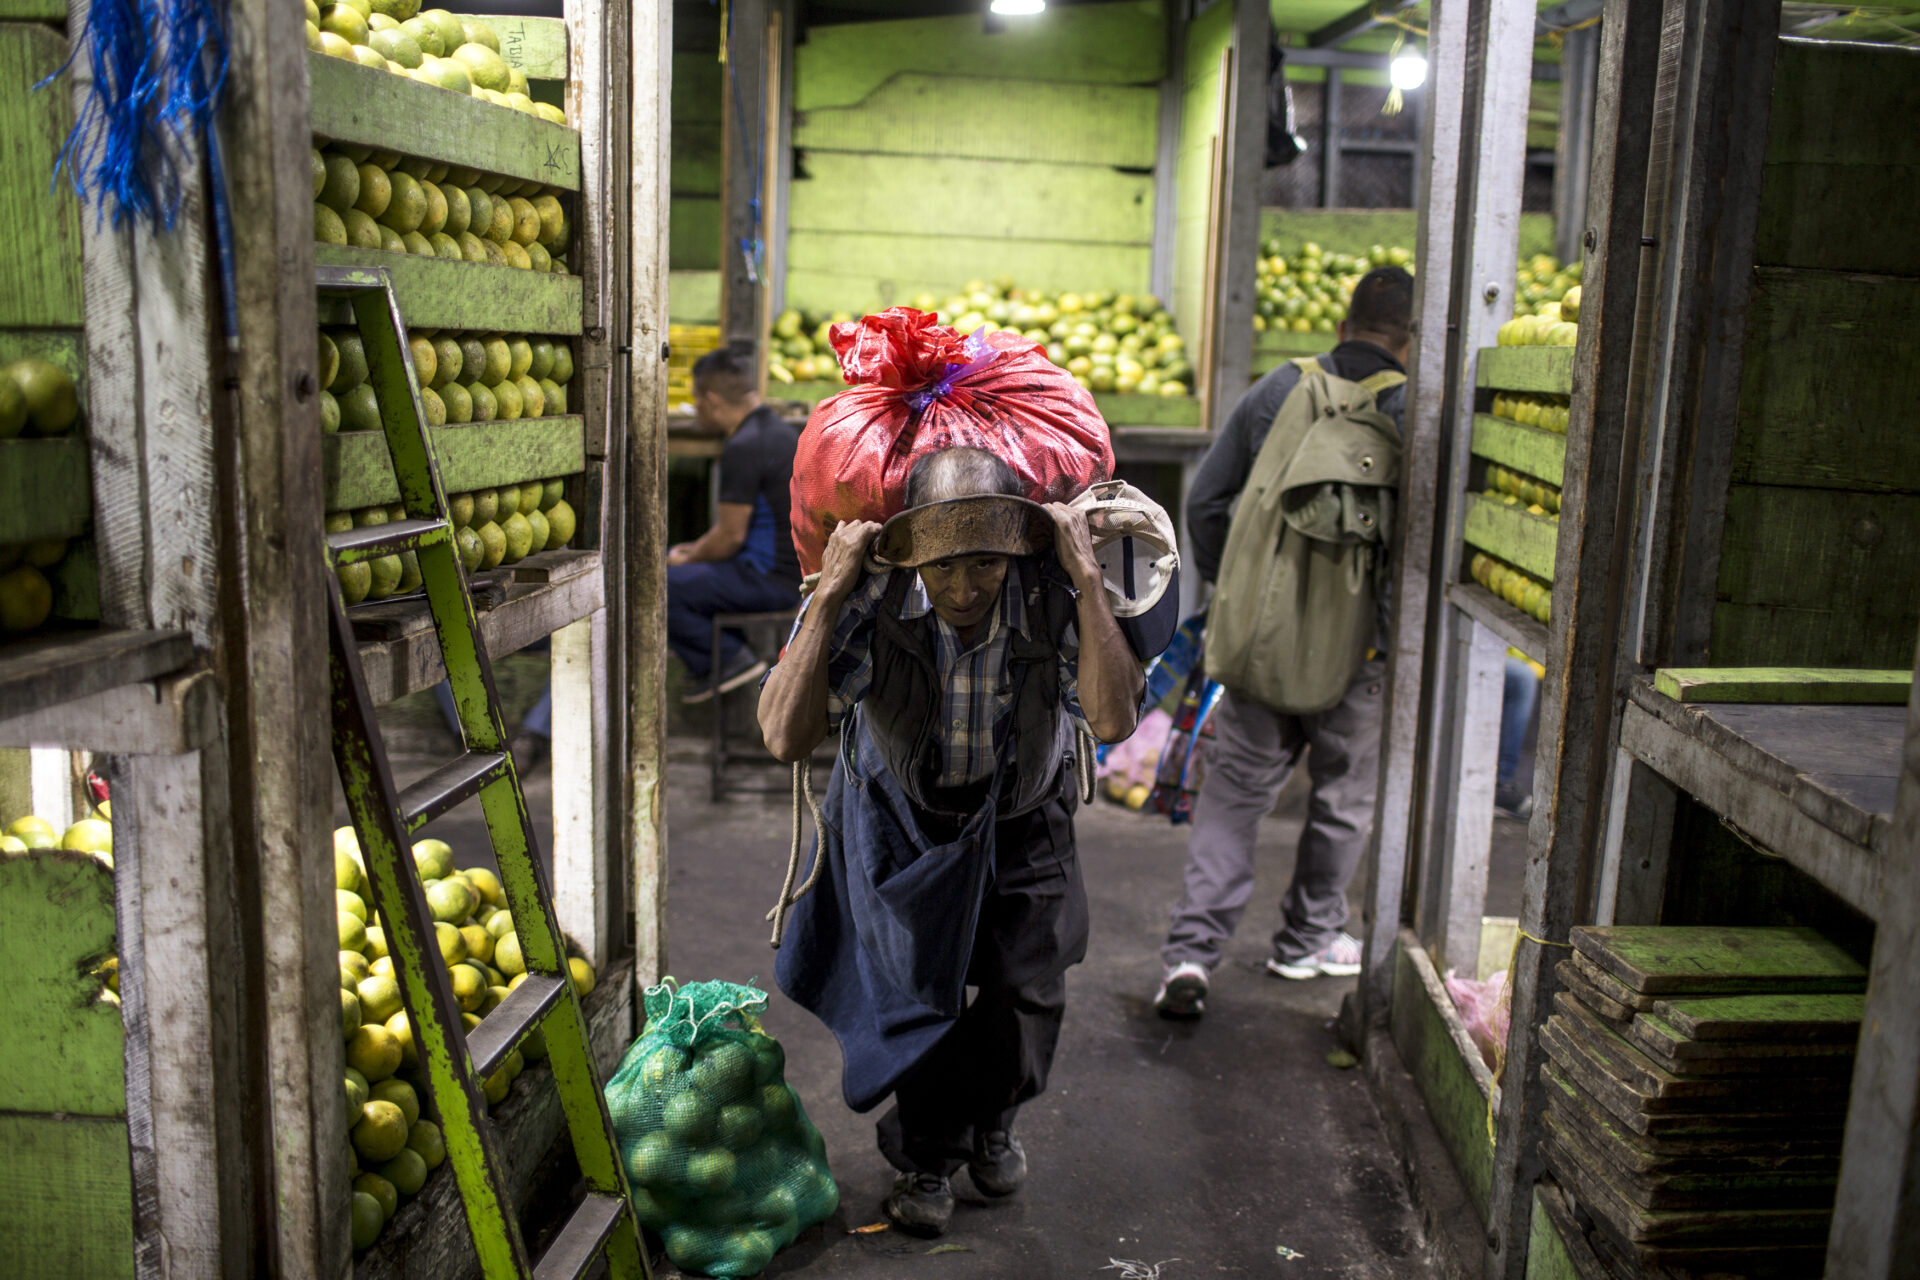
xmin=1207 ymin=357 xmax=1405 ymax=715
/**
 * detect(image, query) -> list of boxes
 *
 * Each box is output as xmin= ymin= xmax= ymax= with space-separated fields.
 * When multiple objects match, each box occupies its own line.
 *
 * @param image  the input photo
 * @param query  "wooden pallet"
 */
xmin=1570 ymin=925 xmax=1867 ymax=996
xmin=1542 ymin=1062 xmax=1844 ymax=1170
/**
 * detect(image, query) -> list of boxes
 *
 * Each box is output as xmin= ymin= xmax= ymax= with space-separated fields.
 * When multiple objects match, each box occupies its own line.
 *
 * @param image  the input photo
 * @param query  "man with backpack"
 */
xmin=1154 ymin=266 xmax=1414 ymax=1019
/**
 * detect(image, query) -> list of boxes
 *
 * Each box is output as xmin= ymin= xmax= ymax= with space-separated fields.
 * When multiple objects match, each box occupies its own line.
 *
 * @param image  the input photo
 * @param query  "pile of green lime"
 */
xmin=325 ymin=475 xmax=577 ymax=606
xmin=607 ymin=981 xmax=838 ymax=1278
xmin=303 ymin=2 xmax=568 ymax=124
xmin=314 ymin=325 xmax=574 ymax=436
xmin=311 ymin=142 xmax=572 ymax=272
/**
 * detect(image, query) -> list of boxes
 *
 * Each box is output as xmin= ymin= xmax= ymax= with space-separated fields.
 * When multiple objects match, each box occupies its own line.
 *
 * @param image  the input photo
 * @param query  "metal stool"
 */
xmin=709 ymin=608 xmax=800 ymax=801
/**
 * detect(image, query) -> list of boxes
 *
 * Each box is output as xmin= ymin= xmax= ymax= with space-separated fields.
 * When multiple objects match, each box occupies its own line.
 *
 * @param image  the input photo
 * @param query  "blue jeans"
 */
xmin=668 ymin=557 xmax=798 ymax=678
xmin=1499 ymin=657 xmax=1540 ymax=789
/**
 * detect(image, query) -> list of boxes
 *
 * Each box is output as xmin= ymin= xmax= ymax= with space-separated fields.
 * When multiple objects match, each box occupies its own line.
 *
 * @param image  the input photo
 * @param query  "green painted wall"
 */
xmin=1170 ymin=0 xmax=1233 ymax=353
xmin=670 ymin=49 xmax=723 ymax=321
xmin=785 ymin=2 xmax=1166 ymax=317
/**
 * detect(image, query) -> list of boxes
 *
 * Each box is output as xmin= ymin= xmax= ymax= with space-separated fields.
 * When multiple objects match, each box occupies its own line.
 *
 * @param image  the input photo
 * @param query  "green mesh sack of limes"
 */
xmin=605 ymin=978 xmax=837 ymax=1277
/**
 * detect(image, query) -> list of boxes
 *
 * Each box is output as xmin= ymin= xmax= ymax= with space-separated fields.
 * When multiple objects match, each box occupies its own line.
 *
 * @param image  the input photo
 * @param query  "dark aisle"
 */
xmin=658 ymin=757 xmax=1435 ymax=1279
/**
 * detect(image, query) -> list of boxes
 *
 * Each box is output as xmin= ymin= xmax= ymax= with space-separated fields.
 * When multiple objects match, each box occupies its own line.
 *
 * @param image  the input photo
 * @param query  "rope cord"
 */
xmin=766 ymin=757 xmax=826 ymax=948
xmin=1482 ymin=926 xmax=1574 ymax=1144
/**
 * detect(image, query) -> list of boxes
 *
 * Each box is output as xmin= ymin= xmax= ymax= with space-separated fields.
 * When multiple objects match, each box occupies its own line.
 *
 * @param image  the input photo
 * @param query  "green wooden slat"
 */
xmin=0 ymin=438 xmax=91 ymax=543
xmin=1729 ymin=268 xmax=1920 ymax=494
xmin=1570 ymin=926 xmax=1868 ymax=996
xmin=1390 ymin=941 xmax=1493 ymax=1217
xmin=1471 ymin=414 xmax=1566 ymax=487
xmin=0 ymin=851 xmax=124 ymax=1116
xmin=668 ymin=269 xmax=720 ymax=324
xmin=1476 ymin=346 xmax=1575 ymax=394
xmin=0 ymin=1113 xmax=134 ymax=1280
xmin=1093 ymin=391 xmax=1202 ymax=428
xmin=670 ymin=197 xmax=721 ymax=271
xmin=789 ymin=152 xmax=1156 ymax=245
xmin=453 ymin=14 xmax=566 ymax=81
xmin=785 ymin=235 xmax=1150 ymax=318
xmin=0 ymin=23 xmax=84 ymax=329
xmin=1651 ymin=666 xmax=1913 ymax=705
xmin=323 ymin=415 xmax=585 ymax=511
xmin=1252 ymin=332 xmax=1337 ymax=375
xmin=1525 ymin=1188 xmax=1583 ymax=1280
xmin=1464 ymin=493 xmax=1559 ymax=583
xmin=794 ymin=2 xmax=1168 ymax=113
xmin=307 ymin=51 xmax=581 ymax=193
xmin=794 ymin=74 xmax=1159 ymax=169
xmin=0 ymin=0 xmax=68 ymax=18
xmin=313 ymin=248 xmax=583 ymax=335
xmin=1652 ymin=992 xmax=1867 ymax=1042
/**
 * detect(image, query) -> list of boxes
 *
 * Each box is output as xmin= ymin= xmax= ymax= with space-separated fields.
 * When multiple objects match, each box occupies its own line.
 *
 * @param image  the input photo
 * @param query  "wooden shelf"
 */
xmin=1463 ymin=492 xmax=1561 ymax=582
xmin=0 ymin=437 xmax=90 ymax=543
xmin=1093 ymin=391 xmax=1203 ymax=429
xmin=352 ymin=550 xmax=601 ymax=704
xmin=1471 ymin=414 xmax=1566 ymax=486
xmin=1112 ymin=426 xmax=1214 ymax=463
xmin=0 ymin=628 xmax=195 ymax=723
xmin=353 ymin=954 xmax=633 ymax=1280
xmin=323 ymin=416 xmax=586 ymax=511
xmin=307 ymin=51 xmax=582 ymax=193
xmin=1251 ymin=330 xmax=1336 ymax=374
xmin=314 ymin=250 xmax=583 ymax=336
xmin=1447 ymin=581 xmax=1550 ymax=663
xmin=1476 ymin=346 xmax=1575 ymax=395
xmin=1618 ymin=677 xmax=1898 ymax=921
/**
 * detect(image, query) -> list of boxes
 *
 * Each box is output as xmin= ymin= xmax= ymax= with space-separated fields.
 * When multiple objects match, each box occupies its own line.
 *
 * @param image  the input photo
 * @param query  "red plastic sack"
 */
xmin=789 ymin=307 xmax=1115 ymax=576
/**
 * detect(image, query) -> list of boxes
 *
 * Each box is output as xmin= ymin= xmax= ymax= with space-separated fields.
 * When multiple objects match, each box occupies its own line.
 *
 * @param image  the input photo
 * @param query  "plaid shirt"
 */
xmin=788 ymin=569 xmax=1087 ymax=788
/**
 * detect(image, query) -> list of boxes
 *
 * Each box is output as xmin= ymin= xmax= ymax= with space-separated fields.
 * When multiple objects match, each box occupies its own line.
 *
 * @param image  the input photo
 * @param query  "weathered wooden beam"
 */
xmin=718 ymin=0 xmax=767 ymax=348
xmin=0 ymin=670 xmax=220 ymax=755
xmin=1463 ymin=496 xmax=1560 ymax=583
xmin=1429 ymin=615 xmax=1509 ymax=978
xmin=0 ymin=630 xmax=195 ymax=724
xmin=1353 ymin=0 xmax=1470 ymax=1042
xmin=1448 ymin=581 xmax=1550 ymax=664
xmin=1309 ymin=0 xmax=1420 ymax=48
xmin=628 ymin=0 xmax=673 ymax=989
xmin=313 ymin=250 xmax=585 ymax=336
xmin=1827 ymin=630 xmax=1920 ymax=1276
xmin=323 ymin=416 xmax=587 ymax=511
xmin=1652 ymin=667 xmax=1914 ymax=705
xmin=1484 ymin=0 xmax=1667 ymax=1274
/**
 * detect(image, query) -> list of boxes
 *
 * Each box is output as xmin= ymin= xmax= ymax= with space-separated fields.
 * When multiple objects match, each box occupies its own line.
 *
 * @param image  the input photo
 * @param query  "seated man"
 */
xmin=759 ymin=447 xmax=1144 ymax=1238
xmin=669 ymin=344 xmax=802 ymax=702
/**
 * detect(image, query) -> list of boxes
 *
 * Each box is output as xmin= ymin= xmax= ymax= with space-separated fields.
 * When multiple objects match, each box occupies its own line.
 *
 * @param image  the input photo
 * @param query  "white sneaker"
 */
xmin=1154 ymin=961 xmax=1209 ymax=1019
xmin=1266 ymin=932 xmax=1363 ymax=980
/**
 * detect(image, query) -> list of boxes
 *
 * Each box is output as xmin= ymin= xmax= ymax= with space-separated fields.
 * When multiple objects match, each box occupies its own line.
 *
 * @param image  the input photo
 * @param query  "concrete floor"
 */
xmin=368 ymin=665 xmax=1541 ymax=1277
xmin=650 ymin=750 xmax=1432 ymax=1279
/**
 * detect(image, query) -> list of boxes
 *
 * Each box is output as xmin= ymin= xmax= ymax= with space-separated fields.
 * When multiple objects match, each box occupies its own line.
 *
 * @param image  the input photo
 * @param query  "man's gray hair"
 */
xmin=904 ymin=447 xmax=1023 ymax=507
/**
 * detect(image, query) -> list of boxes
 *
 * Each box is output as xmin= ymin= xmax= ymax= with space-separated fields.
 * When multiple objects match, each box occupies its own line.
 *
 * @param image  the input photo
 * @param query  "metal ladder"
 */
xmin=319 ymin=265 xmax=647 ymax=1280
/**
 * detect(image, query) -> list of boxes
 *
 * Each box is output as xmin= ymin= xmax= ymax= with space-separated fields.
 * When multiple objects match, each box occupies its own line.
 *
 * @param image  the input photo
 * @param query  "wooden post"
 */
xmin=1321 ymin=69 xmax=1343 ymax=206
xmin=1354 ymin=0 xmax=1469 ymax=1036
xmin=718 ymin=0 xmax=768 ymax=349
xmin=1482 ymin=0 xmax=1665 ymax=1274
xmin=1550 ymin=24 xmax=1598 ymax=267
xmin=1396 ymin=0 xmax=1530 ymax=1003
xmin=1209 ymin=0 xmax=1266 ymax=413
xmin=550 ymin=610 xmax=611 ymax=967
xmin=629 ymin=0 xmax=674 ymax=989
xmin=1828 ymin=626 xmax=1920 ymax=1277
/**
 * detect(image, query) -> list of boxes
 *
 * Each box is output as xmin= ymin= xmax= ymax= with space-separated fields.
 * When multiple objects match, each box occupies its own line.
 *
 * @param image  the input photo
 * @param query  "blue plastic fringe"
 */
xmin=43 ymin=0 xmax=230 ymax=232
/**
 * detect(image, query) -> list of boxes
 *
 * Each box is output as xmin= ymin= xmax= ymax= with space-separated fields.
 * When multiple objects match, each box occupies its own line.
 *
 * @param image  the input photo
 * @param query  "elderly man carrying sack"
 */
xmin=758 ymin=446 xmax=1153 ymax=1238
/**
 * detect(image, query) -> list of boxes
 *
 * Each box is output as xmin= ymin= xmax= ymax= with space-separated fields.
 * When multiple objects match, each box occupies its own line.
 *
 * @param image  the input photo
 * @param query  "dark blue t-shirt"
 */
xmin=718 ymin=405 xmax=801 ymax=587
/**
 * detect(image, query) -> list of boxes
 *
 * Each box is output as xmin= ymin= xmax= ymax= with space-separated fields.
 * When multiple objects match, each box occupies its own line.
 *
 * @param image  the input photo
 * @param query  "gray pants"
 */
xmin=1161 ymin=660 xmax=1385 ymax=968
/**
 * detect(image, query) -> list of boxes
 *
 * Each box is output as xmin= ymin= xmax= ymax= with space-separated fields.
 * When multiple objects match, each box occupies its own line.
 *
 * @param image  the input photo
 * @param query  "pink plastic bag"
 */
xmin=789 ymin=309 xmax=1115 ymax=576
xmin=1096 ymin=708 xmax=1174 ymax=793
xmin=1444 ymin=969 xmax=1511 ymax=1073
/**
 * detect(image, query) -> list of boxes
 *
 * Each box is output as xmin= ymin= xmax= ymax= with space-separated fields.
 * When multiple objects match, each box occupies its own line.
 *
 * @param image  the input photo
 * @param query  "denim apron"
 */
xmin=774 ymin=685 xmax=1025 ymax=1113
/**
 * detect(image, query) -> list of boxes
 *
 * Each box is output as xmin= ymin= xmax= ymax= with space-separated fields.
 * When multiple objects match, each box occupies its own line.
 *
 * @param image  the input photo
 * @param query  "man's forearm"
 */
xmin=1072 ymin=588 xmax=1145 ymax=743
xmin=681 ymin=523 xmax=746 ymax=563
xmin=757 ymin=589 xmax=846 ymax=761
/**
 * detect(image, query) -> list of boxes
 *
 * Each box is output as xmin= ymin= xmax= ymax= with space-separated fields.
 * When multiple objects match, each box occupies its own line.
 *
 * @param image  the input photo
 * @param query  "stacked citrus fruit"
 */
xmin=1 ymin=357 xmax=83 ymax=637
xmin=333 ymin=825 xmax=596 ymax=1251
xmin=327 ymin=478 xmax=577 ymax=605
xmin=311 ymin=142 xmax=572 ymax=273
xmin=304 ymin=3 xmax=567 ymax=124
xmin=315 ymin=326 xmax=575 ymax=435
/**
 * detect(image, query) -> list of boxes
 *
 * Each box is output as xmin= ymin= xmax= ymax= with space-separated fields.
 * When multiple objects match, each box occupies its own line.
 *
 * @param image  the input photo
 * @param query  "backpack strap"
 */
xmin=1357 ymin=369 xmax=1406 ymax=396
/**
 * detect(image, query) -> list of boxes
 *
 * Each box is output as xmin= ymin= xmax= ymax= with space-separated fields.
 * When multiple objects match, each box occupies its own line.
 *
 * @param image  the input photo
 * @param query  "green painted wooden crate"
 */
xmin=1472 ymin=415 xmax=1566 ymax=487
xmin=1464 ymin=493 xmax=1560 ymax=583
xmin=323 ymin=416 xmax=586 ymax=511
xmin=307 ymin=51 xmax=581 ymax=192
xmin=1477 ymin=346 xmax=1575 ymax=396
xmin=312 ymin=250 xmax=584 ymax=336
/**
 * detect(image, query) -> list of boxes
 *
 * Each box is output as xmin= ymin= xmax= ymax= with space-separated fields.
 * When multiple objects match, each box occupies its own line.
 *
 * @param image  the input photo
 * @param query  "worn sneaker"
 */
xmin=1266 ymin=932 xmax=1363 ymax=981
xmin=1153 ymin=961 xmax=1209 ymax=1019
xmin=884 ymin=1172 xmax=955 ymax=1237
xmin=969 ymin=1130 xmax=1026 ymax=1198
xmin=681 ymin=650 xmax=768 ymax=705
xmin=1494 ymin=781 xmax=1534 ymax=820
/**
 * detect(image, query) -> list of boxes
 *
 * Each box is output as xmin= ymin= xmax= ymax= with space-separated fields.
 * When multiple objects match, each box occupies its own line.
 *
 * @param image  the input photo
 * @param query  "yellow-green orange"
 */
xmin=346 ymin=1025 xmax=402 ymax=1081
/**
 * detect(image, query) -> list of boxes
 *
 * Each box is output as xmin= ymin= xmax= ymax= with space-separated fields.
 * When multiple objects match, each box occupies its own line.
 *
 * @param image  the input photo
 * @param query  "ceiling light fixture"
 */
xmin=1390 ymin=48 xmax=1429 ymax=91
xmin=990 ymin=0 xmax=1045 ymax=14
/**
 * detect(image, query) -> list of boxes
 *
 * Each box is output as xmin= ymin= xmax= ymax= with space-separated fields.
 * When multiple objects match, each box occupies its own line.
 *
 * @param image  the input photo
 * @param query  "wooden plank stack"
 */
xmin=1538 ymin=926 xmax=1865 ymax=1278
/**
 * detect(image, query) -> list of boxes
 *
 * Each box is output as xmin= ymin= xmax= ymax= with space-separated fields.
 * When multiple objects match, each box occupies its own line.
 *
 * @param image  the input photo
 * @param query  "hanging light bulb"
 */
xmin=1390 ymin=47 xmax=1429 ymax=91
xmin=990 ymin=0 xmax=1045 ymax=14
